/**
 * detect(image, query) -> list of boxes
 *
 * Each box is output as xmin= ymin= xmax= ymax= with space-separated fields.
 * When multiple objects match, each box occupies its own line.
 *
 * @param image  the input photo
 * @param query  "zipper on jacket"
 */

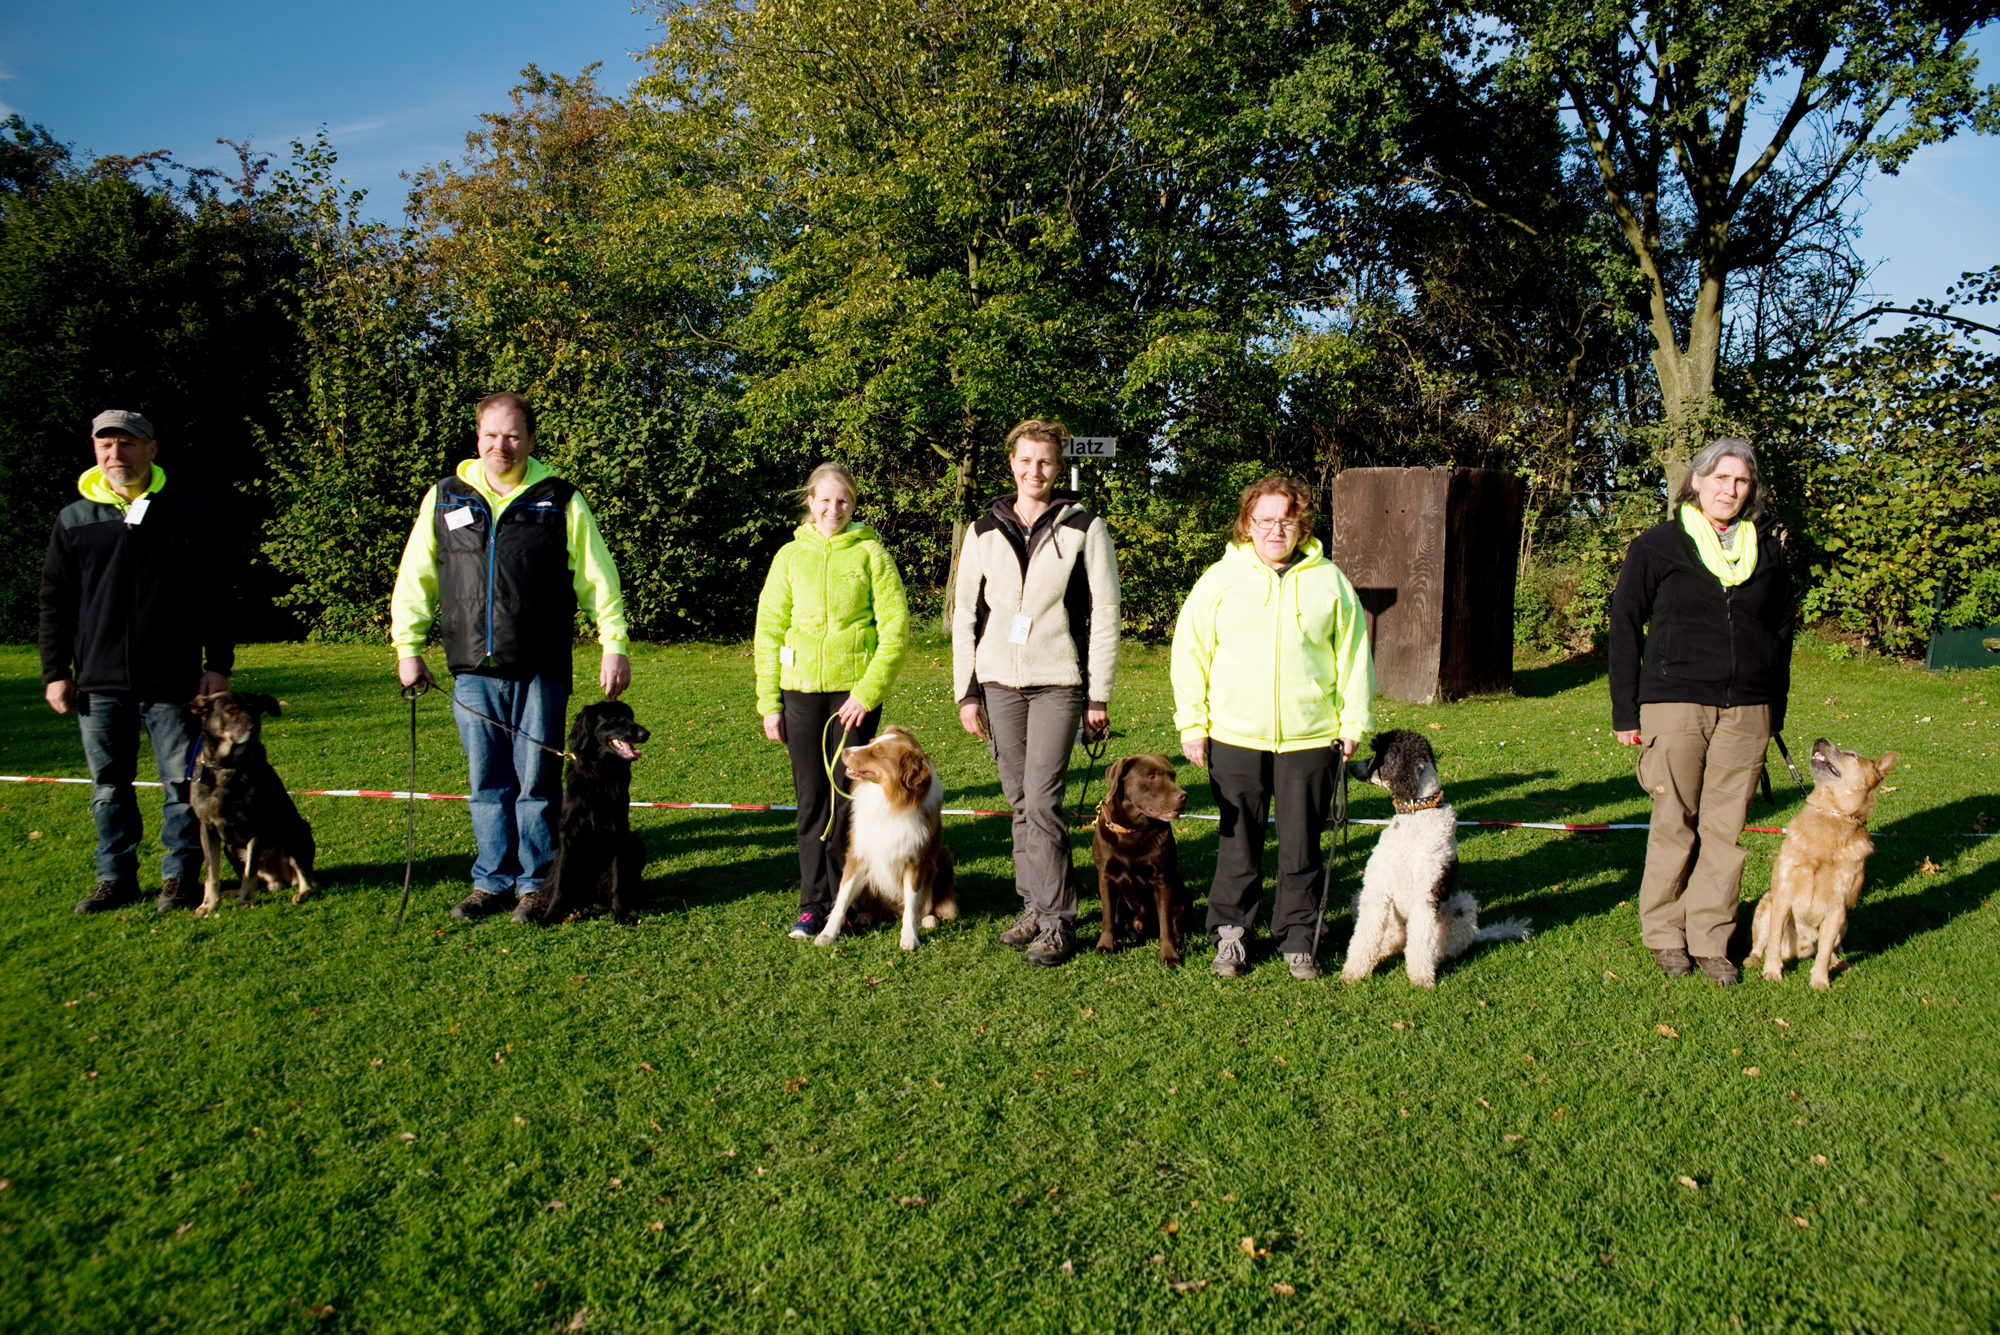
xmin=1723 ymin=585 xmax=1736 ymax=708
xmin=1272 ymin=565 xmax=1284 ymax=745
xmin=477 ymin=495 xmax=496 ymax=659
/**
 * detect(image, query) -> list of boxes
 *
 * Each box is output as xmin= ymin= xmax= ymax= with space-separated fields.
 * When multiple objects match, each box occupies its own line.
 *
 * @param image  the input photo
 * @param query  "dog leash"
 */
xmin=1313 ymin=751 xmax=1350 ymax=959
xmin=1068 ymin=726 xmax=1111 ymax=829
xmin=394 ymin=679 xmax=430 ymax=932
xmin=450 ymin=694 xmax=574 ymax=763
xmin=818 ymin=713 xmax=853 ymax=842
xmin=1761 ymin=733 xmax=1810 ymax=805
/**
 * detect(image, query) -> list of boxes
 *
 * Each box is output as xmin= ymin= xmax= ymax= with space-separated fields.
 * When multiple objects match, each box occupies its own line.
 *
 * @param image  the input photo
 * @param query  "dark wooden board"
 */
xmin=1330 ymin=468 xmax=1447 ymax=703
xmin=1440 ymin=468 xmax=1524 ymax=698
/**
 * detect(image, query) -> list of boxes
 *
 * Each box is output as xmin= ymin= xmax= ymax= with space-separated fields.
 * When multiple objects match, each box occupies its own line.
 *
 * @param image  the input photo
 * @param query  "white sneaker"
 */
xmin=1285 ymin=950 xmax=1320 ymax=980
xmin=1212 ymin=926 xmax=1248 ymax=978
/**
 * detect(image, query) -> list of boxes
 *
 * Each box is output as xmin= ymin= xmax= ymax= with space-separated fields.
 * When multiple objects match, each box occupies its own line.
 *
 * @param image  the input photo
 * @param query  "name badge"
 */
xmin=124 ymin=497 xmax=151 ymax=527
xmin=1009 ymin=614 xmax=1033 ymax=645
xmin=779 ymin=646 xmax=795 ymax=666
xmin=443 ymin=506 xmax=476 ymax=531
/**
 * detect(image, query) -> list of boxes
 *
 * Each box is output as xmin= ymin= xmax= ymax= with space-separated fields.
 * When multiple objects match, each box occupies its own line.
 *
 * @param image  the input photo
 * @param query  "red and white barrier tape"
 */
xmin=7 ymin=773 xmax=1990 ymax=836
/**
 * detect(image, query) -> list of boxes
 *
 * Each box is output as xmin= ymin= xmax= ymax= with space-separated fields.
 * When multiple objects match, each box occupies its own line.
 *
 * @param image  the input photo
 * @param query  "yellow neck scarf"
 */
xmin=1679 ymin=503 xmax=1757 ymax=587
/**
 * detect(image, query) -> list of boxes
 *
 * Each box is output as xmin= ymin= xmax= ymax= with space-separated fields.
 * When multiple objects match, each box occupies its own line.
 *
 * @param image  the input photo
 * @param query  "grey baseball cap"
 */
xmin=91 ymin=409 xmax=155 ymax=438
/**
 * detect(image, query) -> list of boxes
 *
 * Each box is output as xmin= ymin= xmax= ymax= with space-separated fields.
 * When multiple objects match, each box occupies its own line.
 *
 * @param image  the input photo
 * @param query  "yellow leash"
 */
xmin=819 ymin=713 xmax=853 ymax=842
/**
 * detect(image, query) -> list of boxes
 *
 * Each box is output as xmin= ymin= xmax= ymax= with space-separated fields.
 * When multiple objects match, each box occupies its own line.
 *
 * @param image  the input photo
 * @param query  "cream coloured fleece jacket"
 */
xmin=951 ymin=493 xmax=1120 ymax=706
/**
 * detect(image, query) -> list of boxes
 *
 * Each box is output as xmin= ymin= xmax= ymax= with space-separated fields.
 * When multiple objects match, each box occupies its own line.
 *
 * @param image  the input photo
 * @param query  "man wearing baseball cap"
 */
xmin=39 ymin=411 xmax=234 ymax=913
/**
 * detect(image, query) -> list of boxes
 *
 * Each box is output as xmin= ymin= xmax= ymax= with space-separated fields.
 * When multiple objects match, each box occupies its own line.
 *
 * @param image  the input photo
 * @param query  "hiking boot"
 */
xmin=451 ymin=889 xmax=516 ymax=921
xmin=511 ymin=890 xmax=551 ymax=924
xmin=1024 ymin=920 xmax=1077 ymax=967
xmin=998 ymin=908 xmax=1041 ymax=947
xmin=1694 ymin=955 xmax=1740 ymax=986
xmin=154 ymin=875 xmax=201 ymax=912
xmin=789 ymin=911 xmax=826 ymax=940
xmin=1285 ymin=950 xmax=1321 ymax=981
xmin=1212 ymin=926 xmax=1248 ymax=978
xmin=1652 ymin=946 xmax=1693 ymax=977
xmin=74 ymin=876 xmax=138 ymax=914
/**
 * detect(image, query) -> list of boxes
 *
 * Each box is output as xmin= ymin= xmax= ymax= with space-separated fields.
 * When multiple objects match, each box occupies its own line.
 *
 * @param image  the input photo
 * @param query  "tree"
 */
xmin=1501 ymin=0 xmax=2000 ymax=493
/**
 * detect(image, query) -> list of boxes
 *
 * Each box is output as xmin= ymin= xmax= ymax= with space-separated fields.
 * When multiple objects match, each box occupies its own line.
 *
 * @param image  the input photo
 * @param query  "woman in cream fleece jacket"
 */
xmin=952 ymin=419 xmax=1120 ymax=967
xmin=1171 ymin=473 xmax=1373 ymax=980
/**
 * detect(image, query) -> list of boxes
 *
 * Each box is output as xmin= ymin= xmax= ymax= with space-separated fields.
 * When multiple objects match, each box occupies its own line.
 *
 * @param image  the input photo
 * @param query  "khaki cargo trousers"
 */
xmin=1634 ymin=701 xmax=1771 ymax=957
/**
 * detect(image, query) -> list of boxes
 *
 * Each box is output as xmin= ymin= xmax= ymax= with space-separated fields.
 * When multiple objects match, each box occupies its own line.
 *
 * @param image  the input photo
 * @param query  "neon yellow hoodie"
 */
xmin=389 ymin=458 xmax=629 ymax=660
xmin=77 ymin=463 xmax=165 ymax=510
xmin=1171 ymin=537 xmax=1374 ymax=752
xmin=753 ymin=521 xmax=910 ymax=715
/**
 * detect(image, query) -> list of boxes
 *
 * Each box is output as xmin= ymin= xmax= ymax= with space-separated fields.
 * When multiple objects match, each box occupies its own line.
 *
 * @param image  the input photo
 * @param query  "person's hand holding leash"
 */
xmin=1084 ymin=706 xmax=1109 ymax=741
xmin=959 ymin=700 xmax=985 ymax=739
xmin=600 ymin=652 xmax=631 ymax=700
xmin=762 ymin=712 xmax=786 ymax=743
xmin=835 ymin=693 xmax=869 ymax=731
xmin=196 ymin=670 xmax=231 ymax=699
xmin=398 ymin=656 xmax=437 ymax=691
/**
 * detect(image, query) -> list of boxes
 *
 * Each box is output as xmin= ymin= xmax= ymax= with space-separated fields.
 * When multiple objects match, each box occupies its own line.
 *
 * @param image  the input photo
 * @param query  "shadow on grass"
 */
xmin=1841 ymin=795 xmax=2000 ymax=962
xmin=1512 ymin=650 xmax=1608 ymax=699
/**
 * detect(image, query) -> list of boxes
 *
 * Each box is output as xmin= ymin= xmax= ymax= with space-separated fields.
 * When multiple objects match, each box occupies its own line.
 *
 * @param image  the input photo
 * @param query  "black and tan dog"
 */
xmin=531 ymin=700 xmax=651 ymax=926
xmin=187 ymin=692 xmax=316 ymax=915
xmin=1091 ymin=754 xmax=1192 ymax=968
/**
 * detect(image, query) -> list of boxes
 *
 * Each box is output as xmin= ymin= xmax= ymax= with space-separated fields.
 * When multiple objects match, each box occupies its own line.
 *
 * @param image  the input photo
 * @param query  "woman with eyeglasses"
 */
xmin=1170 ymin=474 xmax=1373 ymax=981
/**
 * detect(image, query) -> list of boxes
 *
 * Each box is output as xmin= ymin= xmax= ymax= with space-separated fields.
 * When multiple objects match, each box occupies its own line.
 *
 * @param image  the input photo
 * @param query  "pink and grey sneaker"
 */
xmin=788 ymin=911 xmax=827 ymax=940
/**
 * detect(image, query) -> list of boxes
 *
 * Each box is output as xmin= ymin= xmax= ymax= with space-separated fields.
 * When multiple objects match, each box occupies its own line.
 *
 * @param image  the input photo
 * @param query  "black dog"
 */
xmin=187 ymin=692 xmax=316 ymax=915
xmin=531 ymin=700 xmax=651 ymax=925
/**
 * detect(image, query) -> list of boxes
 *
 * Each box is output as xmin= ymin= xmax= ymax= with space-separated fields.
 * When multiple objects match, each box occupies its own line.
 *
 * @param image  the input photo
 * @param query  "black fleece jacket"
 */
xmin=39 ymin=486 xmax=234 ymax=700
xmin=1608 ymin=519 xmax=1793 ymax=733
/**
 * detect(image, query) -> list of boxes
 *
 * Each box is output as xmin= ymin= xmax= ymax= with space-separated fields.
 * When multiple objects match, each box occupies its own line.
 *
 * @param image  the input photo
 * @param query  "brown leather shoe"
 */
xmin=1693 ymin=955 xmax=1740 ymax=986
xmin=1652 ymin=946 xmax=1693 ymax=976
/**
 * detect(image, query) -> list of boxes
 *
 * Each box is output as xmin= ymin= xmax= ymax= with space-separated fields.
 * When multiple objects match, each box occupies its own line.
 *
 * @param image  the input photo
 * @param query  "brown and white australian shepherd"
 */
xmin=814 ymin=726 xmax=958 ymax=950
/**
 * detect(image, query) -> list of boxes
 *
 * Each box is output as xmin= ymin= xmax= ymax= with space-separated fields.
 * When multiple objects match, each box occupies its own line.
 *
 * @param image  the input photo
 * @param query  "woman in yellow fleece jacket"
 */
xmin=1171 ymin=474 xmax=1373 ymax=981
xmin=754 ymin=462 xmax=911 ymax=940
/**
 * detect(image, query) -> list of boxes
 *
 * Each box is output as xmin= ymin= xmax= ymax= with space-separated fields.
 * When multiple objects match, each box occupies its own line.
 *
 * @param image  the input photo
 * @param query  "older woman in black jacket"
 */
xmin=1609 ymin=438 xmax=1793 ymax=985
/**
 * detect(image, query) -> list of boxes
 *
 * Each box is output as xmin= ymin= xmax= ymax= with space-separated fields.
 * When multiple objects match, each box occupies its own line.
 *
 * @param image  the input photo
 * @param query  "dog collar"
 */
xmin=1094 ymin=795 xmax=1136 ymax=835
xmin=1394 ymin=791 xmax=1446 ymax=814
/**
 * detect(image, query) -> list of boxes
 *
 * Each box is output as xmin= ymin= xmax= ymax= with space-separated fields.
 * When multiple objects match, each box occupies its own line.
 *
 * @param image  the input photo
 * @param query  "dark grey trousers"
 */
xmin=984 ymin=684 xmax=1083 ymax=927
xmin=1205 ymin=739 xmax=1337 ymax=953
xmin=783 ymin=690 xmax=881 ymax=914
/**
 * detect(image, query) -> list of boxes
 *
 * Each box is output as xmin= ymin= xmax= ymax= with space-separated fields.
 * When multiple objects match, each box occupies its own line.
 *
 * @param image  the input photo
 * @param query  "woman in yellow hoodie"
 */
xmin=1171 ymin=474 xmax=1373 ymax=980
xmin=754 ymin=462 xmax=911 ymax=940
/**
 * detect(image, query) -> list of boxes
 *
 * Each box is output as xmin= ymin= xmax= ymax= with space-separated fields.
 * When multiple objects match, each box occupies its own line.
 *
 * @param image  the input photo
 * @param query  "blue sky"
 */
xmin=3 ymin=2 xmax=1995 ymax=313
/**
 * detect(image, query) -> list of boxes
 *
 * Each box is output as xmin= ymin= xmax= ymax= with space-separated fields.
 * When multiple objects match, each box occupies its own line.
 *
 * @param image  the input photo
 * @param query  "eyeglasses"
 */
xmin=1247 ymin=517 xmax=1301 ymax=535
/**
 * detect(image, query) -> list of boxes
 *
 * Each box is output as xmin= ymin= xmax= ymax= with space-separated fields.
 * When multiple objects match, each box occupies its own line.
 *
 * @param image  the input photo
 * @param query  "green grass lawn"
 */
xmin=0 ymin=634 xmax=1996 ymax=1333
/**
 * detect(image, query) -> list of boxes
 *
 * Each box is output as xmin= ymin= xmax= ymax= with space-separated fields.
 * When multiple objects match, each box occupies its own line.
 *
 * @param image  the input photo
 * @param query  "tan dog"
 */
xmin=1747 ymin=738 xmax=1897 ymax=990
xmin=816 ymin=726 xmax=958 ymax=950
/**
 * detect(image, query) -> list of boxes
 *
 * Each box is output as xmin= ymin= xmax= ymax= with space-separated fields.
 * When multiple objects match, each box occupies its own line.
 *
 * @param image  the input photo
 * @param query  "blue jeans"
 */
xmin=452 ymin=674 xmax=569 ymax=896
xmin=75 ymin=693 xmax=202 ymax=884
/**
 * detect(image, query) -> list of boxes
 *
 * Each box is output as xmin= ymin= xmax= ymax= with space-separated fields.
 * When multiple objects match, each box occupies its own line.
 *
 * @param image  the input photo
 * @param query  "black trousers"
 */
xmin=783 ymin=690 xmax=882 ymax=914
xmin=1205 ymin=739 xmax=1337 ymax=953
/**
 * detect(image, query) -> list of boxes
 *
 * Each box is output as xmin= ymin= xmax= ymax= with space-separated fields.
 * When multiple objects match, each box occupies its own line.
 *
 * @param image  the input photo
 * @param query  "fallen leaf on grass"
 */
xmin=1657 ymin=1024 xmax=1680 ymax=1038
xmin=171 ymin=1222 xmax=192 ymax=1239
xmin=544 ymin=1200 xmax=565 ymax=1211
xmin=897 ymin=1195 xmax=925 ymax=1206
xmin=648 ymin=1221 xmax=664 ymax=1231
xmin=0 ymin=1180 xmax=10 ymax=1190
xmin=1597 ymin=1253 xmax=1614 ymax=1267
xmin=62 ymin=1000 xmax=76 ymax=1008
xmin=1169 ymin=1279 xmax=1209 ymax=1293
xmin=302 ymin=1304 xmax=335 ymax=1320
xmin=566 ymin=1309 xmax=590 ymax=1332
xmin=1081 ymin=1007 xmax=1094 ymax=1019
xmin=1919 ymin=857 xmax=1941 ymax=875
xmin=1391 ymin=1020 xmax=1412 ymax=1031
xmin=1162 ymin=1220 xmax=1180 ymax=1234
xmin=722 ymin=1149 xmax=736 ymax=1158
xmin=1273 ymin=1282 xmax=1296 ymax=1295
xmin=399 ymin=1133 xmax=416 ymax=1142
xmin=369 ymin=1058 xmax=383 ymax=1067
xmin=608 ymin=1178 xmax=622 ymax=1189
xmin=1605 ymin=972 xmax=1620 ymax=981
xmin=1427 ymin=722 xmax=1443 ymax=731
xmin=1046 ymin=1185 xmax=1061 ymax=1197
xmin=1476 ymin=1097 xmax=1491 ymax=1109
xmin=513 ymin=1116 xmax=526 ymax=1127
xmin=1274 ymin=1056 xmax=1287 ymax=1066
xmin=1774 ymin=1018 xmax=1790 ymax=1029
xmin=1743 ymin=1067 xmax=1760 ymax=1077
xmin=569 ymin=974 xmax=585 ymax=982
xmin=84 ymin=1071 xmax=97 ymax=1080
xmin=637 ymin=1062 xmax=655 ymax=1073
xmin=1239 ymin=1236 xmax=1269 ymax=1258
xmin=1502 ymin=1134 xmax=1524 ymax=1143
xmin=27 ymin=831 xmax=40 ymax=840
xmin=1222 ymin=1069 xmax=1236 ymax=1080
xmin=1151 ymin=1253 xmax=1165 ymax=1263
xmin=1810 ymin=1155 xmax=1828 ymax=1166
xmin=1790 ymin=1214 xmax=1811 ymax=1229
xmin=1678 ymin=1176 xmax=1700 ymax=1192
xmin=1399 ymin=1108 xmax=1410 ymax=1118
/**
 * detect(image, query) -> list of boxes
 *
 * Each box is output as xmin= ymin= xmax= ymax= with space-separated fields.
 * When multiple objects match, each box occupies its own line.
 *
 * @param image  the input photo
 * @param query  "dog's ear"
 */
xmin=244 ymin=693 xmax=281 ymax=718
xmin=186 ymin=694 xmax=214 ymax=720
xmin=1104 ymin=756 xmax=1136 ymax=805
xmin=568 ymin=709 xmax=594 ymax=757
xmin=899 ymin=741 xmax=931 ymax=795
xmin=1874 ymin=750 xmax=1897 ymax=778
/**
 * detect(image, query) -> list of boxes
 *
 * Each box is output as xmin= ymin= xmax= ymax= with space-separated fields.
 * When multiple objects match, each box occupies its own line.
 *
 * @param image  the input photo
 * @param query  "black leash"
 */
xmin=1761 ymin=732 xmax=1810 ymax=806
xmin=1068 ymin=724 xmax=1111 ymax=828
xmin=450 ymin=693 xmax=573 ymax=762
xmin=394 ymin=679 xmax=430 ymax=932
xmin=1314 ymin=750 xmax=1350 ymax=958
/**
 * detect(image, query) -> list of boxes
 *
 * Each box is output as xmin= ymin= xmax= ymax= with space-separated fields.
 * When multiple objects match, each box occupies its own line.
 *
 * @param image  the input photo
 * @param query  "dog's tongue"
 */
xmin=610 ymin=739 xmax=642 ymax=761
